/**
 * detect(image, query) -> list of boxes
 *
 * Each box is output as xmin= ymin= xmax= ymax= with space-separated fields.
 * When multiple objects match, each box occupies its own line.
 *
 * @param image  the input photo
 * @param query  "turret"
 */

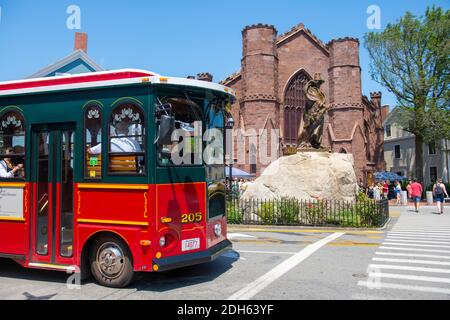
xmin=241 ymin=24 xmax=278 ymax=100
xmin=328 ymin=38 xmax=362 ymax=106
xmin=240 ymin=24 xmax=280 ymax=175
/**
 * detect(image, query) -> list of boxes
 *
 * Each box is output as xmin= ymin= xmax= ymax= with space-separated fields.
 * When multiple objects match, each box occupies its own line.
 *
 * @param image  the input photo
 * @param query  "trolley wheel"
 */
xmin=89 ymin=235 xmax=134 ymax=288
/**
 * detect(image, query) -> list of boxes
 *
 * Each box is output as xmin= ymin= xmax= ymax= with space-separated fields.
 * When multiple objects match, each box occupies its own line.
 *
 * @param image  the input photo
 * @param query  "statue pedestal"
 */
xmin=242 ymin=151 xmax=358 ymax=201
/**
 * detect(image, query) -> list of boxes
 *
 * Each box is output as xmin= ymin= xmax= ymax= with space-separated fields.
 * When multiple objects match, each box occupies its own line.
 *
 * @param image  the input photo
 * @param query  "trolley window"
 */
xmin=107 ymin=103 xmax=146 ymax=175
xmin=85 ymin=104 xmax=103 ymax=179
xmin=0 ymin=111 xmax=25 ymax=179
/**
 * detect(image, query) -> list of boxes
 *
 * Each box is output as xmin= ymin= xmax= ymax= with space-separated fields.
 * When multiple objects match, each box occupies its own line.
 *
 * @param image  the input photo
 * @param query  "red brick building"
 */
xmin=220 ymin=23 xmax=386 ymax=183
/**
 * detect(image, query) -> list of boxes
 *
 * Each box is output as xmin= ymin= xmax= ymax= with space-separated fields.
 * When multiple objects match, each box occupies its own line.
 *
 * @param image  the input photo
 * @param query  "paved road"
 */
xmin=0 ymin=205 xmax=449 ymax=300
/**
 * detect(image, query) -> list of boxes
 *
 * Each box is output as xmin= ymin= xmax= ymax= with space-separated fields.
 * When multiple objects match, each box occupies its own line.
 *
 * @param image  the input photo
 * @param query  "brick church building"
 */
xmin=220 ymin=23 xmax=387 ymax=184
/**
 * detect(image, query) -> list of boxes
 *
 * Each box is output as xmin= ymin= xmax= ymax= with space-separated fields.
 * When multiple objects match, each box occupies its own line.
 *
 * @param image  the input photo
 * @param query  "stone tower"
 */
xmin=327 ymin=38 xmax=366 ymax=181
xmin=240 ymin=24 xmax=279 ymax=175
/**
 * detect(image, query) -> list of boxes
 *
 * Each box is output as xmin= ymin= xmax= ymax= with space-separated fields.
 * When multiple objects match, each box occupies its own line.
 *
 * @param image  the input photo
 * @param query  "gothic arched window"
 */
xmin=283 ymin=70 xmax=311 ymax=146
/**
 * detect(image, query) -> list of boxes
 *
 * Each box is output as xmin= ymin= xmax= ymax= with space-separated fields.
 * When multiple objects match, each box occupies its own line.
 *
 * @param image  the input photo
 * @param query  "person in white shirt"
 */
xmin=88 ymin=122 xmax=142 ymax=155
xmin=0 ymin=147 xmax=23 ymax=178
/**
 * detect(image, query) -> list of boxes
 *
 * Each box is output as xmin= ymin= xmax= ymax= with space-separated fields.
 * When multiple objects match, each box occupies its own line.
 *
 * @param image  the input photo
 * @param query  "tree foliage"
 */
xmin=364 ymin=6 xmax=450 ymax=143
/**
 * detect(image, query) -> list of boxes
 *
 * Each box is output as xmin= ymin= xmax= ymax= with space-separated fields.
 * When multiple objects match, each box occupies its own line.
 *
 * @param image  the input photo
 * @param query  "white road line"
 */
xmin=368 ymin=272 xmax=450 ymax=284
xmin=227 ymin=232 xmax=345 ymax=300
xmin=372 ymin=257 xmax=450 ymax=266
xmin=369 ymin=264 xmax=450 ymax=274
xmin=358 ymin=281 xmax=450 ymax=295
xmin=385 ymin=238 xmax=450 ymax=245
xmin=376 ymin=252 xmax=450 ymax=260
xmin=380 ymin=246 xmax=450 ymax=254
xmin=383 ymin=242 xmax=450 ymax=249
xmin=386 ymin=234 xmax=450 ymax=240
xmin=227 ymin=233 xmax=257 ymax=240
xmin=237 ymin=250 xmax=295 ymax=255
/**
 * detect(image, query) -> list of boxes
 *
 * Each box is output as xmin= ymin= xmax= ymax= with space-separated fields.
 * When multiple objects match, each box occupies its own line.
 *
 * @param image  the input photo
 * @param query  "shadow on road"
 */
xmin=0 ymin=258 xmax=68 ymax=284
xmin=0 ymin=249 xmax=240 ymax=294
xmin=129 ymin=250 xmax=240 ymax=293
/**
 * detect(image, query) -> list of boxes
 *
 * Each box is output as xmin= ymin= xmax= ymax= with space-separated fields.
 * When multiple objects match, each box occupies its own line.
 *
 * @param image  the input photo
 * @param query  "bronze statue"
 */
xmin=297 ymin=73 xmax=329 ymax=149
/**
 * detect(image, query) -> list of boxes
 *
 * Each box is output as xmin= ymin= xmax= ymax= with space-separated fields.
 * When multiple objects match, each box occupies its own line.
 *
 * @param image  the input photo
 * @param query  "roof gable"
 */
xmin=382 ymin=106 xmax=404 ymax=126
xmin=276 ymin=23 xmax=329 ymax=56
xmin=27 ymin=49 xmax=105 ymax=79
xmin=221 ymin=23 xmax=330 ymax=85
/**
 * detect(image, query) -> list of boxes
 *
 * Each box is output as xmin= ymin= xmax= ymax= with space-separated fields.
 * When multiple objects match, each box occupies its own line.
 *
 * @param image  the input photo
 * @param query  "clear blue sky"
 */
xmin=0 ymin=0 xmax=448 ymax=107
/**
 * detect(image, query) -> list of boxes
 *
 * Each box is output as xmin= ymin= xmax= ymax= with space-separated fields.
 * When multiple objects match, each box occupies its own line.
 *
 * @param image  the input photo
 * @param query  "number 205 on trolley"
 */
xmin=0 ymin=69 xmax=235 ymax=287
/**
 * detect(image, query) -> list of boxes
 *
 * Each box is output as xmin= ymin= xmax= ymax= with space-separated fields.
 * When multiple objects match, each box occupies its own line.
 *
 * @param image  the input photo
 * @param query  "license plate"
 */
xmin=182 ymin=238 xmax=200 ymax=252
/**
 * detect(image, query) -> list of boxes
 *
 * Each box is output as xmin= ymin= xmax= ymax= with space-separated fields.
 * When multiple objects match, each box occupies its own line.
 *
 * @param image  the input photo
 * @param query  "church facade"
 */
xmin=220 ymin=23 xmax=387 ymax=184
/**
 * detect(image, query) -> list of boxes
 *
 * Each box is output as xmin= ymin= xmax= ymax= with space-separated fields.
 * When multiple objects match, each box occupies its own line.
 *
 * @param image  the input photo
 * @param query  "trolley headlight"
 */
xmin=159 ymin=236 xmax=166 ymax=247
xmin=214 ymin=223 xmax=222 ymax=237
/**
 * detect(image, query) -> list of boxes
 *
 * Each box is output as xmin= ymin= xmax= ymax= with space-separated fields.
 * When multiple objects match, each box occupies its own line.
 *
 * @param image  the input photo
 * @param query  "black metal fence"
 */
xmin=227 ymin=197 xmax=389 ymax=228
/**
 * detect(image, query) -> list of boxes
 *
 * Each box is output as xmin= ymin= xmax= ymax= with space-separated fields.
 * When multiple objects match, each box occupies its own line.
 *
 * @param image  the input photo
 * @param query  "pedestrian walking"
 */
xmin=433 ymin=178 xmax=449 ymax=215
xmin=406 ymin=180 xmax=413 ymax=201
xmin=373 ymin=183 xmax=381 ymax=201
xmin=410 ymin=179 xmax=423 ymax=213
xmin=394 ymin=181 xmax=402 ymax=205
xmin=367 ymin=183 xmax=375 ymax=199
xmin=382 ymin=181 xmax=389 ymax=200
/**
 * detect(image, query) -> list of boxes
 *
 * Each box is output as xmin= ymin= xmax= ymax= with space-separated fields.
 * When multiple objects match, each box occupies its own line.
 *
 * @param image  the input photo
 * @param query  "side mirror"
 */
xmin=156 ymin=115 xmax=175 ymax=145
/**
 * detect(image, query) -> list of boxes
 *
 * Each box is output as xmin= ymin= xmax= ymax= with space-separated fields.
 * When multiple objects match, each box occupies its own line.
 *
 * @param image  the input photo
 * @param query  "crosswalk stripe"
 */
xmin=383 ymin=242 xmax=450 ymax=249
xmin=372 ymin=257 xmax=450 ymax=266
xmin=386 ymin=234 xmax=450 ymax=240
xmin=358 ymin=281 xmax=450 ymax=295
xmin=385 ymin=238 xmax=450 ymax=245
xmin=368 ymin=272 xmax=450 ymax=284
xmin=375 ymin=252 xmax=450 ymax=260
xmin=393 ymin=226 xmax=450 ymax=228
xmin=392 ymin=226 xmax=450 ymax=229
xmin=380 ymin=246 xmax=450 ymax=254
xmin=359 ymin=212 xmax=450 ymax=297
xmin=389 ymin=231 xmax=450 ymax=235
xmin=369 ymin=264 xmax=450 ymax=274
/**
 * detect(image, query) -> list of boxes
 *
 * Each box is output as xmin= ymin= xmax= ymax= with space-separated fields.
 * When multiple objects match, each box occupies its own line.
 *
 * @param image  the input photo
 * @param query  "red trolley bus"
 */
xmin=0 ymin=69 xmax=235 ymax=287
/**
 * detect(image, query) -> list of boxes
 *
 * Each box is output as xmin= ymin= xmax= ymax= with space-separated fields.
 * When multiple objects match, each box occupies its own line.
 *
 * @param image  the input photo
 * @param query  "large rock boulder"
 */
xmin=242 ymin=151 xmax=358 ymax=201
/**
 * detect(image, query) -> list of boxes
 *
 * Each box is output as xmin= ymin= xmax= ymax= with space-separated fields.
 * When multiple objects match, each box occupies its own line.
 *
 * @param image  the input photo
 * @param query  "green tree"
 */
xmin=364 ymin=6 xmax=450 ymax=183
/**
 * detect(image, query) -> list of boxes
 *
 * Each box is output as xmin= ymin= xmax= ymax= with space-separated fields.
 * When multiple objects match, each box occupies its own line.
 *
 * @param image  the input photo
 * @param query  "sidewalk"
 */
xmin=389 ymin=200 xmax=450 ymax=207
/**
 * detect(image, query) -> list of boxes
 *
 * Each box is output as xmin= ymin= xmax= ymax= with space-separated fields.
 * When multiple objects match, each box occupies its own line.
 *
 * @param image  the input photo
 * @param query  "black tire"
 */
xmin=89 ymin=235 xmax=134 ymax=288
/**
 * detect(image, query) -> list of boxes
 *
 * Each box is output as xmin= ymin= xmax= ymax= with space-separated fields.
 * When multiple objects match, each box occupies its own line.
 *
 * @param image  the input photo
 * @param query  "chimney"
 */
xmin=370 ymin=91 xmax=382 ymax=108
xmin=74 ymin=32 xmax=88 ymax=53
xmin=381 ymin=105 xmax=390 ymax=122
xmin=197 ymin=72 xmax=213 ymax=82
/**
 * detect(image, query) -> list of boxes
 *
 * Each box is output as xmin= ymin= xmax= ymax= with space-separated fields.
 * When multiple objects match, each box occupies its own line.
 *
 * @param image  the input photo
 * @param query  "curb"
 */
xmin=376 ymin=217 xmax=391 ymax=231
xmin=228 ymin=224 xmax=381 ymax=232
